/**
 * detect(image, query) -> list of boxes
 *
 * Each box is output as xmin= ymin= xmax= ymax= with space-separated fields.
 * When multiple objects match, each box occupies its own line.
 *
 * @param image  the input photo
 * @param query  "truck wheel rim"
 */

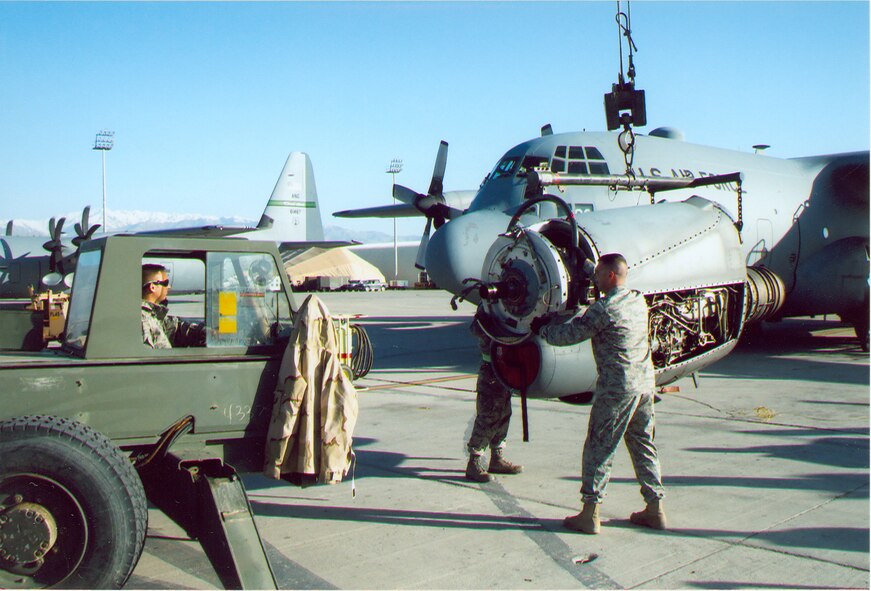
xmin=0 ymin=473 xmax=89 ymax=587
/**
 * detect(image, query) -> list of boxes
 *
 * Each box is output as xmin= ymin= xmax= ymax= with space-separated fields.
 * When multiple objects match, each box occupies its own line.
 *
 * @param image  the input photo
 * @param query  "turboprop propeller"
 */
xmin=42 ymin=216 xmax=69 ymax=274
xmin=392 ymin=141 xmax=461 ymax=268
xmin=334 ymin=140 xmax=476 ymax=269
xmin=40 ymin=207 xmax=102 ymax=287
xmin=72 ymin=205 xmax=101 ymax=248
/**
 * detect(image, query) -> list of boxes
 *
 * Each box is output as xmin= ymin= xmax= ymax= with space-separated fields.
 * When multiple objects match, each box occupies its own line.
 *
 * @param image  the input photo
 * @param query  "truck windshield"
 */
xmin=64 ymin=249 xmax=102 ymax=352
xmin=205 ymin=252 xmax=292 ymax=347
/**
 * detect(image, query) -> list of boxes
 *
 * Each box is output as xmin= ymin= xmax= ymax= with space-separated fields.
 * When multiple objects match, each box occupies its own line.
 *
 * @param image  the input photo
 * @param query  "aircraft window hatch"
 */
xmin=588 ymin=161 xmax=609 ymax=175
xmin=550 ymin=146 xmax=611 ymax=176
xmin=568 ymin=161 xmax=588 ymax=174
xmin=585 ymin=147 xmax=605 ymax=160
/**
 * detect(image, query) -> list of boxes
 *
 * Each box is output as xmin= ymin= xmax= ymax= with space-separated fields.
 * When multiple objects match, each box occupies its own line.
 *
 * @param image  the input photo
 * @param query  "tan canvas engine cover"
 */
xmin=264 ymin=294 xmax=359 ymax=483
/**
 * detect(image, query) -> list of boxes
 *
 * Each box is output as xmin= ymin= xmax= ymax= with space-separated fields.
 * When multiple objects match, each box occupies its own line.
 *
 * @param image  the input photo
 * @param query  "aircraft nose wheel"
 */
xmin=0 ymin=474 xmax=88 ymax=586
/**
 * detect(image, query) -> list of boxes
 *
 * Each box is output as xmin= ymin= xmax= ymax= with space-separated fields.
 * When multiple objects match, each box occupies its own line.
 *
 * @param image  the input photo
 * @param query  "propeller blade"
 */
xmin=427 ymin=140 xmax=448 ymax=198
xmin=392 ymin=184 xmax=420 ymax=204
xmin=73 ymin=205 xmax=101 ymax=247
xmin=53 ymin=217 xmax=66 ymax=240
xmin=48 ymin=217 xmax=56 ymax=238
xmin=415 ymin=217 xmax=433 ymax=270
xmin=4 ymin=220 xmax=12 ymax=236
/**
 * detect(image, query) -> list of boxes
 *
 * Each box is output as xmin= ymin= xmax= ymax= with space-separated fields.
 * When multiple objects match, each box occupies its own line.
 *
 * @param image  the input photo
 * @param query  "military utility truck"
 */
xmin=0 ymin=234 xmax=311 ymax=589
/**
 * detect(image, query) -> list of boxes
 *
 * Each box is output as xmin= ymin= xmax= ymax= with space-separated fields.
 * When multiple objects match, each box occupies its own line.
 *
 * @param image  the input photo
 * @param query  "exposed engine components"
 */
xmin=648 ymin=286 xmax=743 ymax=368
xmin=475 ymin=194 xmax=748 ymax=398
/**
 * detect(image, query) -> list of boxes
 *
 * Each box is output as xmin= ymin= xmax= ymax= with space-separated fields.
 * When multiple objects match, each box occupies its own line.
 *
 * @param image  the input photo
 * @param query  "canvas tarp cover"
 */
xmin=284 ymin=247 xmax=385 ymax=286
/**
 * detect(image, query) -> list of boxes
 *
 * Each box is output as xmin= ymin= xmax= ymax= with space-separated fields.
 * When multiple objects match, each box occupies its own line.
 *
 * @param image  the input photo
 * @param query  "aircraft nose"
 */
xmin=425 ymin=210 xmax=513 ymax=295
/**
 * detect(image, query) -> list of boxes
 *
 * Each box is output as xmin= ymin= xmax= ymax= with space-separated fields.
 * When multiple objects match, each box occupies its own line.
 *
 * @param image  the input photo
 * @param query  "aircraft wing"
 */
xmin=333 ymin=203 xmax=421 ymax=219
xmin=278 ymin=240 xmax=358 ymax=250
xmin=133 ymin=226 xmax=256 ymax=238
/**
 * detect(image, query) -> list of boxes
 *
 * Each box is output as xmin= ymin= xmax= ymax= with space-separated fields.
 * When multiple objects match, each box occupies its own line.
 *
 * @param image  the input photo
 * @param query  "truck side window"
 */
xmin=141 ymin=255 xmax=207 ymax=349
xmin=205 ymin=252 xmax=292 ymax=348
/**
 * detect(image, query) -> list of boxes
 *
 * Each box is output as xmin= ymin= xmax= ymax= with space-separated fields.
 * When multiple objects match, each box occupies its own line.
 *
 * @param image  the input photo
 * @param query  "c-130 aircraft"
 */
xmin=337 ymin=81 xmax=868 ymax=403
xmin=336 ymin=0 xmax=868 ymax=402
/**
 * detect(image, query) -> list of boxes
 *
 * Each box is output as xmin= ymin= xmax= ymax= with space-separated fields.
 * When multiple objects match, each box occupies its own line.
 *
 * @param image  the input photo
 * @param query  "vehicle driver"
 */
xmin=141 ymin=263 xmax=205 ymax=349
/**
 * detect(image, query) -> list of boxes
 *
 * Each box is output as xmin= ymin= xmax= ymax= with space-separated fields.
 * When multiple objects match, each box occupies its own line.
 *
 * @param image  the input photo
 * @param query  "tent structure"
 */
xmin=284 ymin=247 xmax=385 ymax=287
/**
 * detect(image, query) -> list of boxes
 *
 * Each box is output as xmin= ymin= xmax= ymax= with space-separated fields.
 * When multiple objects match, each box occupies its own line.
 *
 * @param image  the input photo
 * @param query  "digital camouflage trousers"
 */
xmin=467 ymin=363 xmax=512 ymax=455
xmin=581 ymin=390 xmax=664 ymax=504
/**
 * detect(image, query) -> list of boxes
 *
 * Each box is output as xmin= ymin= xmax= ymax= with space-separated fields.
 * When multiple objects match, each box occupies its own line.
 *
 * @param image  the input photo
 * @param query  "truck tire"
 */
xmin=0 ymin=416 xmax=147 ymax=589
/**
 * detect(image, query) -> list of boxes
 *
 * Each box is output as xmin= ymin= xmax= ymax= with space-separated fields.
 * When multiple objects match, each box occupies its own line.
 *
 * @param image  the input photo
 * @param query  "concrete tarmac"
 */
xmin=126 ymin=290 xmax=869 ymax=590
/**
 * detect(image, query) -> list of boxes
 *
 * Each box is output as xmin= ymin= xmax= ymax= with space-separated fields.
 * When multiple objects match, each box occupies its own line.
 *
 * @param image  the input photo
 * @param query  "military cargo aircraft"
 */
xmin=335 ymin=130 xmax=869 ymax=399
xmin=0 ymin=152 xmax=345 ymax=297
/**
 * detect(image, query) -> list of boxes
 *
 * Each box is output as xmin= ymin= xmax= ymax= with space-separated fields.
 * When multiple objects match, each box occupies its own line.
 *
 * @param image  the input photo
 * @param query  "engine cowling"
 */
xmin=479 ymin=196 xmax=747 ymax=398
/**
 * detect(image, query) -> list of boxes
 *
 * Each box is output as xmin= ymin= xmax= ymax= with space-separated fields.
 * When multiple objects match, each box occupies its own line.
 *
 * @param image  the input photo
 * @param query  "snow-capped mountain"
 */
xmin=1 ymin=210 xmax=414 ymax=243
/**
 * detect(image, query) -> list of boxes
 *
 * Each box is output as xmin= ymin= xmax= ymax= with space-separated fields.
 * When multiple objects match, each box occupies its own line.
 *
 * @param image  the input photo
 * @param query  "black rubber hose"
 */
xmin=506 ymin=194 xmax=579 ymax=253
xmin=350 ymin=323 xmax=374 ymax=379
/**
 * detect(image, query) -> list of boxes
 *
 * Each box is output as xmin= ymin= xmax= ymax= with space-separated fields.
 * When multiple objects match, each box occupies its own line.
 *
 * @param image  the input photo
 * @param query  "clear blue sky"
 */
xmin=1 ymin=1 xmax=868 ymax=237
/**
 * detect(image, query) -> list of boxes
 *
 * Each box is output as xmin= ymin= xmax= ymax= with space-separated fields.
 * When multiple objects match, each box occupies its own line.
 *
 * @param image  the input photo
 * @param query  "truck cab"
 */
xmin=0 ymin=235 xmax=300 ymax=589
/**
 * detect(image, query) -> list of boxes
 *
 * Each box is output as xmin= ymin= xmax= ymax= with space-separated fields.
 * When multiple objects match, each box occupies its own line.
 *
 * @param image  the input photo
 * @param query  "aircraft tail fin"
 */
xmin=252 ymin=152 xmax=325 ymax=242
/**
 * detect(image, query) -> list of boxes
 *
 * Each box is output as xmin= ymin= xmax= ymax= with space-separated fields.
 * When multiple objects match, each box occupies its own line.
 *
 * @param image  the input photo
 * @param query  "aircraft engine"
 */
xmin=475 ymin=195 xmax=747 ymax=398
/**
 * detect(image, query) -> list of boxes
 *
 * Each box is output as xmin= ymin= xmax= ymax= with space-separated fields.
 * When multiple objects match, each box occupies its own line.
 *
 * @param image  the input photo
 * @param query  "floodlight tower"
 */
xmin=93 ymin=130 xmax=115 ymax=232
xmin=386 ymin=158 xmax=403 ymax=280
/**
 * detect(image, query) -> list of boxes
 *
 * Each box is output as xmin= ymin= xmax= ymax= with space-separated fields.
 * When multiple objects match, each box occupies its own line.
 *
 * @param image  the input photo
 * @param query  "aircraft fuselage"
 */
xmin=427 ymin=131 xmax=869 ymax=324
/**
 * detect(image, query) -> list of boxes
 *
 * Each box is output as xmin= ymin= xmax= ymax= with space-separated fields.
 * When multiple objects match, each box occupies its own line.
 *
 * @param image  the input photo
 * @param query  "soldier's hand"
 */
xmin=529 ymin=315 xmax=550 ymax=335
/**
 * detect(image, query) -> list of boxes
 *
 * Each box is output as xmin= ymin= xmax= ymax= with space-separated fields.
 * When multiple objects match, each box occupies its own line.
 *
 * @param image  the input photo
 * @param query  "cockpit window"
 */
xmin=551 ymin=145 xmax=611 ymax=176
xmin=490 ymin=157 xmax=519 ymax=179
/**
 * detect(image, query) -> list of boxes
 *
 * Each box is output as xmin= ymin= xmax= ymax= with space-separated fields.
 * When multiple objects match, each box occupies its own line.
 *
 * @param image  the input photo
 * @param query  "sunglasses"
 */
xmin=144 ymin=279 xmax=170 ymax=287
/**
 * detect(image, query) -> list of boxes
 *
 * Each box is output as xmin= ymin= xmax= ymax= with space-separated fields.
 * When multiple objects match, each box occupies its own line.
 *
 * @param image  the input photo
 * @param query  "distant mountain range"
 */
xmin=1 ymin=210 xmax=417 ymax=243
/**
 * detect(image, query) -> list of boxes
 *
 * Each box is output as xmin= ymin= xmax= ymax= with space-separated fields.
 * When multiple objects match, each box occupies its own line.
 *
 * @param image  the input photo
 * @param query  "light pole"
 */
xmin=93 ymin=130 xmax=115 ymax=232
xmin=385 ymin=158 xmax=403 ymax=281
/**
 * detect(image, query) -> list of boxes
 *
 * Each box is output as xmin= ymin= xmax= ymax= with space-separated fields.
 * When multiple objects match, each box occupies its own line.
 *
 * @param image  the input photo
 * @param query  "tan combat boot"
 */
xmin=630 ymin=499 xmax=667 ymax=530
xmin=489 ymin=447 xmax=523 ymax=474
xmin=563 ymin=502 xmax=600 ymax=534
xmin=465 ymin=453 xmax=492 ymax=482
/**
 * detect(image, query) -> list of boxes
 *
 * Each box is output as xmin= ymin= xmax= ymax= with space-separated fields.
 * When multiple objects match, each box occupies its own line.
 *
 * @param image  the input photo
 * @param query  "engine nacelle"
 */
xmin=480 ymin=196 xmax=747 ymax=398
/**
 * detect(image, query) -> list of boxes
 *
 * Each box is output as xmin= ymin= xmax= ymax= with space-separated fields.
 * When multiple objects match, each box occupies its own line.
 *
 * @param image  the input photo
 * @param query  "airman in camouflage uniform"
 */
xmin=142 ymin=264 xmax=205 ymax=349
xmin=537 ymin=253 xmax=666 ymax=534
xmin=465 ymin=306 xmax=524 ymax=482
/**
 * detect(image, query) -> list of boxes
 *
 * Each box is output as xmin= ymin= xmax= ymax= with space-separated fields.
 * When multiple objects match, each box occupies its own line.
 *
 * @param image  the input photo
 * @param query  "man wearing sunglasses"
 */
xmin=141 ymin=263 xmax=205 ymax=349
